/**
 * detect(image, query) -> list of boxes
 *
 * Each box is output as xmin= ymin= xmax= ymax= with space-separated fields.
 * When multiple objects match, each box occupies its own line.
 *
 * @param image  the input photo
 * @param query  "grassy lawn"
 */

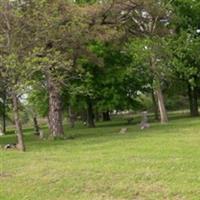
xmin=1 ymin=116 xmax=200 ymax=200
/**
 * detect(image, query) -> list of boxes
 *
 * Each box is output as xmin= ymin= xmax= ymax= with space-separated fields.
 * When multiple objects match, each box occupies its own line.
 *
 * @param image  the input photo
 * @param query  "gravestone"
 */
xmin=0 ymin=127 xmax=3 ymax=136
xmin=140 ymin=111 xmax=150 ymax=130
xmin=119 ymin=128 xmax=128 ymax=134
xmin=4 ymin=144 xmax=16 ymax=149
xmin=39 ymin=130 xmax=44 ymax=139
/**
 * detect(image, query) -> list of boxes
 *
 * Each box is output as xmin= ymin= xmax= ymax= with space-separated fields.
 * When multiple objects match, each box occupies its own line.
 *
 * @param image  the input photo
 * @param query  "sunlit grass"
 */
xmin=1 ymin=116 xmax=200 ymax=200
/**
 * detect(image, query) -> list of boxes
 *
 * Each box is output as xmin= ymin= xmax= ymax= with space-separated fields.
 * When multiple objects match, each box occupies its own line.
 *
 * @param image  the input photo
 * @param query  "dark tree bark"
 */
xmin=86 ymin=98 xmax=95 ymax=128
xmin=12 ymin=93 xmax=25 ymax=151
xmin=95 ymin=110 xmax=100 ymax=122
xmin=47 ymin=75 xmax=64 ymax=138
xmin=102 ymin=110 xmax=111 ymax=121
xmin=68 ymin=106 xmax=76 ymax=128
xmin=81 ymin=110 xmax=87 ymax=124
xmin=188 ymin=84 xmax=199 ymax=117
xmin=193 ymin=87 xmax=199 ymax=116
xmin=2 ymin=89 xmax=6 ymax=134
xmin=33 ymin=115 xmax=40 ymax=136
xmin=151 ymin=90 xmax=159 ymax=121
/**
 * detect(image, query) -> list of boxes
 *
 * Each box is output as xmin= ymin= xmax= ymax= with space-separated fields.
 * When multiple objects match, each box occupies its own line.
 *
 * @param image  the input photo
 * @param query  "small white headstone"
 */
xmin=119 ymin=128 xmax=128 ymax=134
xmin=39 ymin=130 xmax=44 ymax=139
xmin=140 ymin=111 xmax=150 ymax=130
xmin=0 ymin=126 xmax=3 ymax=136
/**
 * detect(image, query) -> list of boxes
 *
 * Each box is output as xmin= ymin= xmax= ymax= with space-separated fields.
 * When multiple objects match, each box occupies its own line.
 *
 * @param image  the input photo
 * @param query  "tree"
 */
xmin=94 ymin=0 xmax=173 ymax=123
xmin=0 ymin=0 xmax=31 ymax=151
xmin=23 ymin=0 xmax=108 ymax=132
xmin=170 ymin=0 xmax=200 ymax=116
xmin=170 ymin=32 xmax=200 ymax=116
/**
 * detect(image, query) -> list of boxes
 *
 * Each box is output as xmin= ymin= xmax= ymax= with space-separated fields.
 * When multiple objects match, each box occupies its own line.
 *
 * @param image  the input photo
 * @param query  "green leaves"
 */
xmin=170 ymin=31 xmax=200 ymax=86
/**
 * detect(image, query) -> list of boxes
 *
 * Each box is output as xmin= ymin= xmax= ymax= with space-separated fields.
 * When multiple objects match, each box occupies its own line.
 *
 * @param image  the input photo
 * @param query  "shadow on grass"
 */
xmin=1 ymin=114 xmax=200 ymax=150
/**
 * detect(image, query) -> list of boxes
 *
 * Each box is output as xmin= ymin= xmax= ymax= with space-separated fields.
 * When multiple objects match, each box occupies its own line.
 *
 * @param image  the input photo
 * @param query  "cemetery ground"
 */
xmin=1 ymin=114 xmax=200 ymax=200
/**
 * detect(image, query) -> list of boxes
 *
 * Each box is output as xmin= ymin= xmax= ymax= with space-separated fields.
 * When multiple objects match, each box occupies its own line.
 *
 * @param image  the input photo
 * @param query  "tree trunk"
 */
xmin=151 ymin=90 xmax=159 ymax=121
xmin=188 ymin=84 xmax=199 ymax=117
xmin=12 ymin=93 xmax=25 ymax=151
xmin=81 ymin=110 xmax=87 ymax=125
xmin=154 ymin=79 xmax=168 ymax=123
xmin=102 ymin=110 xmax=111 ymax=121
xmin=95 ymin=111 xmax=100 ymax=122
xmin=2 ymin=89 xmax=6 ymax=134
xmin=33 ymin=115 xmax=40 ymax=136
xmin=86 ymin=98 xmax=95 ymax=128
xmin=68 ymin=106 xmax=75 ymax=128
xmin=47 ymin=75 xmax=64 ymax=138
xmin=150 ymin=55 xmax=168 ymax=124
xmin=188 ymin=85 xmax=193 ymax=116
xmin=193 ymin=87 xmax=199 ymax=116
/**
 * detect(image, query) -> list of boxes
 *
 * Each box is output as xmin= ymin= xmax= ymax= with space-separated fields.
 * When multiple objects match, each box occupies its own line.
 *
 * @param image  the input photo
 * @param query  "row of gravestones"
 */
xmin=120 ymin=111 xmax=150 ymax=134
xmin=1 ymin=112 xmax=150 ymax=149
xmin=0 ymin=111 xmax=150 ymax=137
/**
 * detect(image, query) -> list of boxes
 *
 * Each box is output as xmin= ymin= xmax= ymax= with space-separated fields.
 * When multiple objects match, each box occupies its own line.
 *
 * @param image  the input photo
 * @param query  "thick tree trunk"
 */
xmin=154 ymin=79 xmax=168 ymax=123
xmin=193 ymin=87 xmax=199 ymax=116
xmin=95 ymin=111 xmax=100 ymax=122
xmin=33 ymin=115 xmax=40 ymax=136
xmin=81 ymin=110 xmax=87 ymax=125
xmin=86 ymin=98 xmax=95 ymax=128
xmin=47 ymin=114 xmax=52 ymax=132
xmin=188 ymin=85 xmax=193 ymax=116
xmin=151 ymin=90 xmax=159 ymax=121
xmin=12 ymin=93 xmax=25 ymax=151
xmin=102 ymin=110 xmax=111 ymax=121
xmin=68 ymin=106 xmax=75 ymax=128
xmin=47 ymin=75 xmax=64 ymax=138
xmin=188 ymin=84 xmax=199 ymax=117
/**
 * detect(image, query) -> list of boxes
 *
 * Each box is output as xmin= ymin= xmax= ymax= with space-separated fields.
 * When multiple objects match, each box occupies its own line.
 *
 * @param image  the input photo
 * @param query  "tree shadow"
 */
xmin=1 ymin=114 xmax=199 ymax=150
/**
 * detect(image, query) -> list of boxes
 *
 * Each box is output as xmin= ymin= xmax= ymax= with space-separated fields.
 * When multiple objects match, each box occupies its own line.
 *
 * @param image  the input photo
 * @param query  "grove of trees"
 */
xmin=1 ymin=0 xmax=200 ymax=151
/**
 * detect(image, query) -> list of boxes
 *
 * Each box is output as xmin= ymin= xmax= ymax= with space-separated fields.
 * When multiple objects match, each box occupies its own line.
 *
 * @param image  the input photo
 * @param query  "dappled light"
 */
xmin=1 ymin=0 xmax=200 ymax=199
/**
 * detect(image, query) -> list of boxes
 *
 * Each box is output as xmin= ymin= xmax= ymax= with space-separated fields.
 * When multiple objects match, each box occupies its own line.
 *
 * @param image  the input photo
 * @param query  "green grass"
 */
xmin=1 ymin=116 xmax=200 ymax=200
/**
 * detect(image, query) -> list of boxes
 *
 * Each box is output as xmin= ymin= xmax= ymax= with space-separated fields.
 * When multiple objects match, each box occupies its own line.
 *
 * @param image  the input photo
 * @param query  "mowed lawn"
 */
xmin=1 ymin=117 xmax=200 ymax=200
